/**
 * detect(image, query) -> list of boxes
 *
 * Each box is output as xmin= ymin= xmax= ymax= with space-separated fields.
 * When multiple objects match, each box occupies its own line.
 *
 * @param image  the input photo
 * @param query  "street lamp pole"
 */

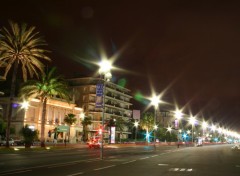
xmin=134 ymin=121 xmax=139 ymax=142
xmin=150 ymin=95 xmax=161 ymax=151
xmin=98 ymin=60 xmax=112 ymax=160
xmin=189 ymin=116 xmax=196 ymax=145
xmin=154 ymin=107 xmax=157 ymax=150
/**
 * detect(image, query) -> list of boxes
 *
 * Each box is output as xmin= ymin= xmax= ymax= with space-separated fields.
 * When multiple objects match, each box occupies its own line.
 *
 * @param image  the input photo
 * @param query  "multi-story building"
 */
xmin=0 ymin=97 xmax=83 ymax=143
xmin=68 ymin=77 xmax=133 ymax=142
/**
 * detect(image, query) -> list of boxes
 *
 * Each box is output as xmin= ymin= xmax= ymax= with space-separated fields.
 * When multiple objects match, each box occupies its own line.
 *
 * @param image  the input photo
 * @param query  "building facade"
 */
xmin=69 ymin=77 xmax=133 ymax=142
xmin=0 ymin=97 xmax=83 ymax=143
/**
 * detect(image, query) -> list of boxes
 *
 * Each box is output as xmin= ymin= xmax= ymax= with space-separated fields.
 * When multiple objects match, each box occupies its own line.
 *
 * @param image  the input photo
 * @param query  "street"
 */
xmin=0 ymin=144 xmax=239 ymax=176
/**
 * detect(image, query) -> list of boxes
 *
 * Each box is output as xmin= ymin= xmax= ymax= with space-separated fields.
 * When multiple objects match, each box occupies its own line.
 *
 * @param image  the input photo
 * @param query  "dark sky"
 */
xmin=1 ymin=0 xmax=240 ymax=131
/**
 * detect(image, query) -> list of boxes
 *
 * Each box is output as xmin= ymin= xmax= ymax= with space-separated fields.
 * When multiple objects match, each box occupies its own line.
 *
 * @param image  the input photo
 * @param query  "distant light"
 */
xmin=175 ymin=110 xmax=183 ymax=120
xmin=211 ymin=125 xmax=216 ymax=131
xmin=46 ymin=147 xmax=51 ymax=150
xmin=14 ymin=148 xmax=19 ymax=151
xmin=134 ymin=121 xmax=139 ymax=127
xmin=189 ymin=116 xmax=196 ymax=125
xmin=21 ymin=101 xmax=29 ymax=110
xmin=154 ymin=125 xmax=158 ymax=130
xmin=167 ymin=127 xmax=172 ymax=132
xmin=98 ymin=60 xmax=112 ymax=75
xmin=150 ymin=95 xmax=161 ymax=108
xmin=202 ymin=121 xmax=208 ymax=129
xmin=29 ymin=125 xmax=35 ymax=131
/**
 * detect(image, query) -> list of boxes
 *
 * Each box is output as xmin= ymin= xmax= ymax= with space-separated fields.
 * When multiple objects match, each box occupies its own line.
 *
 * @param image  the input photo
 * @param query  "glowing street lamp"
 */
xmin=21 ymin=101 xmax=29 ymax=122
xmin=189 ymin=116 xmax=196 ymax=144
xmin=134 ymin=121 xmax=139 ymax=142
xmin=167 ymin=127 xmax=172 ymax=133
xmin=174 ymin=109 xmax=183 ymax=143
xmin=202 ymin=121 xmax=208 ymax=138
xmin=98 ymin=59 xmax=112 ymax=160
xmin=150 ymin=94 xmax=161 ymax=151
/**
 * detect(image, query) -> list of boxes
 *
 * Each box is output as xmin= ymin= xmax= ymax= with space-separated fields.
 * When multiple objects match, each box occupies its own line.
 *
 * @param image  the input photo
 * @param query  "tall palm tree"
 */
xmin=0 ymin=21 xmax=50 ymax=147
xmin=81 ymin=116 xmax=92 ymax=142
xmin=64 ymin=113 xmax=77 ymax=143
xmin=19 ymin=67 xmax=70 ymax=147
xmin=140 ymin=112 xmax=154 ymax=142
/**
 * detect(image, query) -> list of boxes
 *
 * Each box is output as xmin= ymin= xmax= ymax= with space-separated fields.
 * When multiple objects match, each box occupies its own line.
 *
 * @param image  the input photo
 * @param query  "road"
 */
xmin=0 ymin=144 xmax=239 ymax=176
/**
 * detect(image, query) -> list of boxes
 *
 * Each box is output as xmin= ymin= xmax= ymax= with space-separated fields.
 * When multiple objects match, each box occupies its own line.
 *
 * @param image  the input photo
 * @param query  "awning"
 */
xmin=57 ymin=125 xmax=69 ymax=132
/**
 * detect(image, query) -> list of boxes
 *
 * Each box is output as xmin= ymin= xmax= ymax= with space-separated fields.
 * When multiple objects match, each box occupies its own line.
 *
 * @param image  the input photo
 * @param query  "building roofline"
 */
xmin=68 ymin=77 xmax=131 ymax=92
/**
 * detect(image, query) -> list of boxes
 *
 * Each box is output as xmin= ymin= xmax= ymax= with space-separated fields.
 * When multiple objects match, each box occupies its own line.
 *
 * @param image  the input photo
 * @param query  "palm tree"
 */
xmin=81 ymin=116 xmax=92 ymax=142
xmin=140 ymin=112 xmax=155 ymax=142
xmin=0 ymin=21 xmax=50 ymax=147
xmin=64 ymin=113 xmax=77 ymax=143
xmin=19 ymin=67 xmax=70 ymax=147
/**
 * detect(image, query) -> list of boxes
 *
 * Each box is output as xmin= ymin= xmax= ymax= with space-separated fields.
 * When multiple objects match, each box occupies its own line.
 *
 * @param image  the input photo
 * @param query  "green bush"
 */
xmin=20 ymin=125 xmax=39 ymax=148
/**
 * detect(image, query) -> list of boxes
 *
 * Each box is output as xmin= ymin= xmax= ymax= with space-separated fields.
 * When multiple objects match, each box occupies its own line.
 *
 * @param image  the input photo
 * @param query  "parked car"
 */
xmin=0 ymin=138 xmax=14 ymax=146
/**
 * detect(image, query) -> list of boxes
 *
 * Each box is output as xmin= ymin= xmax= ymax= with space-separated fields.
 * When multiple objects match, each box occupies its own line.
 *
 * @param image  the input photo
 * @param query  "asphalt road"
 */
xmin=0 ymin=144 xmax=239 ymax=176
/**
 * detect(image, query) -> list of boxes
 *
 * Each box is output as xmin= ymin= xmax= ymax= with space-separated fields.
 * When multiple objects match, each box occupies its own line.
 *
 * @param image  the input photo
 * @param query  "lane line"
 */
xmin=48 ymin=162 xmax=78 ymax=168
xmin=151 ymin=155 xmax=158 ymax=157
xmin=140 ymin=157 xmax=149 ymax=160
xmin=67 ymin=172 xmax=84 ymax=176
xmin=187 ymin=168 xmax=193 ymax=172
xmin=122 ymin=160 xmax=136 ymax=164
xmin=158 ymin=164 xmax=169 ymax=166
xmin=180 ymin=168 xmax=186 ymax=171
xmin=0 ymin=170 xmax=32 ymax=175
xmin=94 ymin=165 xmax=116 ymax=171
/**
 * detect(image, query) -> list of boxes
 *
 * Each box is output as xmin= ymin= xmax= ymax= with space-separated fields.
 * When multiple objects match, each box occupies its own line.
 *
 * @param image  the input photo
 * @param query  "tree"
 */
xmin=64 ymin=113 xmax=77 ymax=142
xmin=0 ymin=119 xmax=6 ymax=138
xmin=106 ymin=117 xmax=116 ymax=144
xmin=19 ymin=67 xmax=70 ymax=147
xmin=139 ymin=112 xmax=154 ymax=142
xmin=81 ymin=116 xmax=92 ymax=142
xmin=20 ymin=125 xmax=38 ymax=148
xmin=0 ymin=21 xmax=50 ymax=147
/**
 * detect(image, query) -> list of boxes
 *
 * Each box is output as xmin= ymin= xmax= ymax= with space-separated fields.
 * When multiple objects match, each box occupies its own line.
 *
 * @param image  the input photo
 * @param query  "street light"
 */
xmin=98 ymin=59 xmax=112 ymax=160
xmin=202 ymin=121 xmax=208 ymax=142
xmin=134 ymin=121 xmax=139 ymax=142
xmin=189 ymin=116 xmax=196 ymax=144
xmin=20 ymin=101 xmax=29 ymax=122
xmin=150 ymin=95 xmax=161 ymax=151
xmin=174 ymin=110 xmax=183 ymax=144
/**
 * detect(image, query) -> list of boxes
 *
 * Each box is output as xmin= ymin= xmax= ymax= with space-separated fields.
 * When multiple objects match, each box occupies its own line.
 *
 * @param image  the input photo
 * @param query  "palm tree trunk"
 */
xmin=41 ymin=98 xmax=47 ymax=147
xmin=68 ymin=126 xmax=71 ymax=143
xmin=6 ymin=60 xmax=18 ymax=148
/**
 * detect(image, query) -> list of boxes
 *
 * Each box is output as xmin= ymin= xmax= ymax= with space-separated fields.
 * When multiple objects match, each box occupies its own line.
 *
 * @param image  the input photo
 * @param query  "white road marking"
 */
xmin=94 ymin=165 xmax=116 ymax=171
xmin=67 ymin=172 xmax=84 ymax=176
xmin=122 ymin=160 xmax=136 ymax=164
xmin=180 ymin=168 xmax=186 ymax=171
xmin=48 ymin=163 xmax=78 ymax=168
xmin=0 ymin=170 xmax=32 ymax=175
xmin=151 ymin=155 xmax=158 ymax=157
xmin=173 ymin=168 xmax=179 ymax=171
xmin=140 ymin=157 xmax=149 ymax=160
xmin=158 ymin=164 xmax=169 ymax=166
xmin=187 ymin=168 xmax=193 ymax=172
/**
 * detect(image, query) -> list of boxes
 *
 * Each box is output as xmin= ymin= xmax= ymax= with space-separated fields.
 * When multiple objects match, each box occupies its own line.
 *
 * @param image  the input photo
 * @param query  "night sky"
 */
xmin=1 ymin=0 xmax=240 ymax=130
